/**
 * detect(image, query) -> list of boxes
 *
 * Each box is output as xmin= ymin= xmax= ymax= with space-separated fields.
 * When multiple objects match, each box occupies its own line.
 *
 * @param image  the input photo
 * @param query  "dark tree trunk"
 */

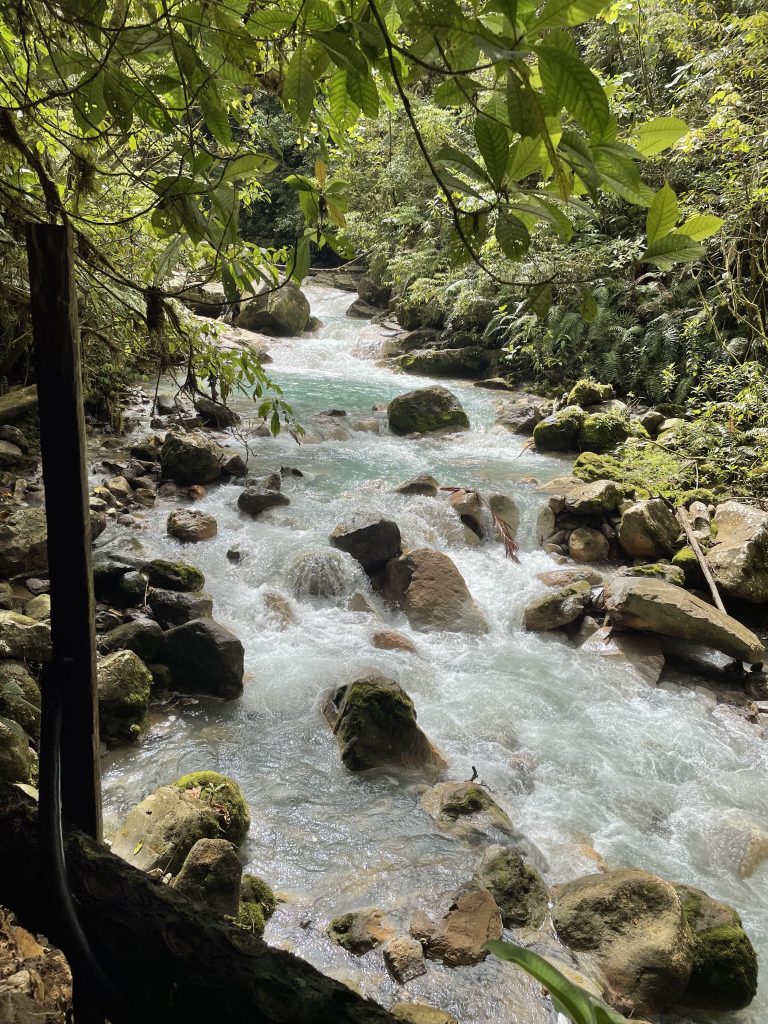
xmin=0 ymin=784 xmax=397 ymax=1024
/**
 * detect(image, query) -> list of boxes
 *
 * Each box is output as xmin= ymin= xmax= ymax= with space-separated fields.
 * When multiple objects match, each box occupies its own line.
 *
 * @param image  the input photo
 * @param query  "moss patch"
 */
xmin=441 ymin=784 xmax=491 ymax=819
xmin=235 ymin=901 xmax=266 ymax=936
xmin=145 ymin=559 xmax=205 ymax=593
xmin=241 ymin=873 xmax=276 ymax=920
xmin=577 ymin=411 xmax=631 ymax=454
xmin=568 ymin=379 xmax=613 ymax=407
xmin=671 ymin=546 xmax=705 ymax=588
xmin=174 ymin=771 xmax=251 ymax=846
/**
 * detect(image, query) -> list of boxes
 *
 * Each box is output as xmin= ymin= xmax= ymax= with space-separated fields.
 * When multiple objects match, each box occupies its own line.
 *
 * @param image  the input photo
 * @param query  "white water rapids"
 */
xmin=101 ymin=286 xmax=768 ymax=1023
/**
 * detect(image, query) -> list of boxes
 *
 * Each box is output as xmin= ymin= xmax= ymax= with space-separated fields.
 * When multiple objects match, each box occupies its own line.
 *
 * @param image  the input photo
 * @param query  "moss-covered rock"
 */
xmin=674 ymin=883 xmax=758 ymax=1011
xmin=473 ymin=845 xmax=548 ymax=928
xmin=328 ymin=909 xmax=394 ymax=954
xmin=0 ymin=611 xmax=51 ymax=661
xmin=568 ymin=379 xmax=614 ymax=407
xmin=172 ymin=837 xmax=242 ymax=918
xmin=0 ymin=660 xmax=40 ymax=741
xmin=235 ymin=901 xmax=267 ymax=935
xmin=241 ymin=874 xmax=276 ymax=920
xmin=397 ymin=347 xmax=497 ymax=379
xmin=173 ymin=771 xmax=251 ymax=846
xmin=97 ymin=650 xmax=152 ymax=747
xmin=572 ymin=452 xmax=624 ymax=484
xmin=565 ymin=479 xmax=623 ymax=515
xmin=523 ymin=581 xmax=592 ymax=631
xmin=672 ymin=546 xmax=705 ymax=588
xmin=577 ymin=411 xmax=632 ymax=454
xmin=617 ymin=563 xmax=685 ymax=587
xmin=533 ymin=405 xmax=584 ymax=452
xmin=145 ymin=559 xmax=205 ymax=592
xmin=387 ymin=386 xmax=470 ymax=435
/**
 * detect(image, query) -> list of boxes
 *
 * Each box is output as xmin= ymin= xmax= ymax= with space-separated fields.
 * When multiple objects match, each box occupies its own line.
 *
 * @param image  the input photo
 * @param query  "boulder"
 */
xmin=568 ymin=379 xmax=614 ymax=407
xmin=569 ymin=527 xmax=609 ymax=563
xmin=0 ymin=611 xmax=51 ymax=661
xmin=523 ymin=581 xmax=592 ymax=631
xmin=372 ymin=630 xmax=416 ymax=653
xmin=110 ymin=570 xmax=148 ymax=609
xmin=448 ymin=488 xmax=484 ymax=536
xmin=604 ymin=576 xmax=763 ymax=664
xmin=552 ymin=870 xmax=693 ymax=1015
xmin=173 ymin=771 xmax=250 ymax=845
xmin=706 ymin=501 xmax=768 ymax=603
xmin=346 ymin=297 xmax=380 ymax=319
xmin=160 ymin=431 xmax=227 ymax=484
xmin=357 ymin=276 xmax=391 ymax=308
xmin=237 ymin=487 xmax=290 ymax=516
xmin=0 ymin=508 xmax=48 ymax=575
xmin=383 ymin=935 xmax=426 ymax=983
xmin=0 ymin=721 xmax=32 ymax=783
xmin=577 ymin=411 xmax=631 ymax=453
xmin=148 ymin=589 xmax=214 ymax=629
xmin=565 ymin=480 xmax=623 ymax=516
xmin=640 ymin=409 xmax=666 ymax=434
xmin=411 ymin=887 xmax=502 ymax=966
xmin=328 ymin=909 xmax=394 ymax=954
xmin=235 ymin=280 xmax=310 ymax=336
xmin=672 ymin=546 xmax=705 ymax=588
xmin=532 ymin=406 xmax=584 ymax=452
xmin=0 ymin=661 xmax=40 ymax=740
xmin=397 ymin=347 xmax=497 ymax=379
xmin=172 ymin=838 xmax=242 ymax=918
xmin=97 ymin=619 xmax=165 ymax=662
xmin=167 ymin=508 xmax=218 ymax=543
xmin=618 ymin=499 xmax=680 ymax=560
xmin=571 ymin=451 xmax=623 ymax=483
xmin=144 ymin=559 xmax=205 ymax=592
xmin=330 ymin=515 xmax=401 ymax=575
xmin=322 ymin=673 xmax=446 ymax=773
xmin=97 ymin=650 xmax=152 ymax=747
xmin=420 ymin=782 xmax=540 ymax=853
xmin=382 ymin=548 xmax=488 ymax=634
xmin=496 ymin=400 xmax=547 ymax=434
xmin=395 ymin=474 xmax=439 ymax=497
xmin=391 ymin=1005 xmax=457 ymax=1024
xmin=487 ymin=493 xmax=520 ymax=539
xmin=473 ymin=845 xmax=548 ymax=928
xmin=236 ymin=874 xmax=277 ymax=936
xmin=537 ymin=568 xmax=603 ymax=587
xmin=194 ymin=397 xmax=241 ymax=429
xmin=387 ymin=386 xmax=469 ymax=435
xmin=159 ymin=618 xmax=245 ymax=698
xmin=111 ymin=785 xmax=222 ymax=874
xmin=617 ymin=563 xmax=685 ymax=587
xmin=674 ymin=884 xmax=758 ymax=1011
xmin=24 ymin=594 xmax=50 ymax=621
xmin=92 ymin=557 xmax=134 ymax=598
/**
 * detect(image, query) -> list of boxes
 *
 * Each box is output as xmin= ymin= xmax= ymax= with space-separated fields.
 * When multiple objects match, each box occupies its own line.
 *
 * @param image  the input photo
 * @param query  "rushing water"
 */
xmin=101 ymin=286 xmax=768 ymax=1023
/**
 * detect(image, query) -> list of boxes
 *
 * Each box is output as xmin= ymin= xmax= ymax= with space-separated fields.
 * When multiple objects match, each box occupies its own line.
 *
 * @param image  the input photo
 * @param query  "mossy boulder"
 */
xmin=397 ymin=347 xmax=497 ymax=379
xmin=235 ymin=901 xmax=267 ymax=935
xmin=572 ymin=452 xmax=624 ymax=484
xmin=97 ymin=619 xmax=165 ymax=662
xmin=671 ymin=546 xmax=705 ymax=588
xmin=328 ymin=909 xmax=394 ymax=954
xmin=145 ymin=559 xmax=205 ymax=592
xmin=0 ymin=661 xmax=40 ymax=741
xmin=387 ymin=386 xmax=470 ymax=435
xmin=322 ymin=673 xmax=446 ymax=774
xmin=533 ymin=405 xmax=584 ymax=452
xmin=674 ymin=884 xmax=757 ymax=1011
xmin=577 ymin=411 xmax=631 ymax=454
xmin=618 ymin=499 xmax=681 ymax=560
xmin=568 ymin=379 xmax=614 ymax=407
xmin=0 ymin=720 xmax=32 ymax=783
xmin=617 ymin=563 xmax=685 ymax=587
xmin=473 ymin=845 xmax=548 ymax=928
xmin=97 ymin=650 xmax=152 ymax=747
xmin=160 ymin=430 xmax=227 ymax=484
xmin=241 ymin=874 xmax=276 ymax=921
xmin=174 ymin=771 xmax=251 ymax=846
xmin=0 ymin=611 xmax=51 ymax=661
xmin=235 ymin=279 xmax=310 ymax=336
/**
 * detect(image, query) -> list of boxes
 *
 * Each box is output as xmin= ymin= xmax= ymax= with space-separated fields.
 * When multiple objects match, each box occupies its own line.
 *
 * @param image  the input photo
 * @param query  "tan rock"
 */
xmin=167 ymin=508 xmax=218 ymax=543
xmin=372 ymin=630 xmax=416 ymax=653
xmin=569 ymin=526 xmax=609 ymax=562
xmin=707 ymin=501 xmax=768 ymax=603
xmin=618 ymin=499 xmax=680 ymax=560
xmin=412 ymin=887 xmax=502 ymax=966
xmin=523 ymin=581 xmax=591 ymax=631
xmin=383 ymin=935 xmax=426 ymax=983
xmin=328 ymin=908 xmax=395 ymax=954
xmin=391 ymin=1004 xmax=457 ymax=1024
xmin=382 ymin=548 xmax=488 ymax=634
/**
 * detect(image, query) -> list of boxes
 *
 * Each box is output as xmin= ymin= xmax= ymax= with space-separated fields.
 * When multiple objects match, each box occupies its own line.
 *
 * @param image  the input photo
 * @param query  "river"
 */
xmin=101 ymin=285 xmax=768 ymax=1023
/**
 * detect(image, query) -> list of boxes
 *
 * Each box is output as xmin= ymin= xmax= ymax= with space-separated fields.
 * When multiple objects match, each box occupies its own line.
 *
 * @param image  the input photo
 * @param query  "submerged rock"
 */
xmin=285 ymin=549 xmax=359 ymax=599
xmin=420 ymin=781 xmax=539 ymax=853
xmin=411 ymin=886 xmax=502 ymax=967
xmin=97 ymin=650 xmax=152 ymax=747
xmin=604 ymin=577 xmax=764 ymax=664
xmin=387 ymin=386 xmax=469 ymax=435
xmin=172 ymin=838 xmax=242 ymax=918
xmin=473 ymin=845 xmax=548 ymax=928
xmin=160 ymin=618 xmax=245 ymax=698
xmin=581 ymin=627 xmax=665 ymax=687
xmin=382 ymin=548 xmax=488 ymax=634
xmin=323 ymin=673 xmax=446 ymax=773
xmin=328 ymin=909 xmax=395 ymax=954
xmin=523 ymin=581 xmax=592 ymax=632
xmin=330 ymin=514 xmax=402 ymax=575
xmin=707 ymin=501 xmax=768 ymax=603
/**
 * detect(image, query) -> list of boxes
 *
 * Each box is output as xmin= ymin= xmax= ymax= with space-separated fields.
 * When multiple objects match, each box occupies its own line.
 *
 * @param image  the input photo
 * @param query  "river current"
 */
xmin=101 ymin=285 xmax=768 ymax=1023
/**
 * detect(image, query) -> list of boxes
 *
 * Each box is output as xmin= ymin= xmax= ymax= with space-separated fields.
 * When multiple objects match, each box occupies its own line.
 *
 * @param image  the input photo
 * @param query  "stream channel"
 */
xmin=100 ymin=285 xmax=768 ymax=1023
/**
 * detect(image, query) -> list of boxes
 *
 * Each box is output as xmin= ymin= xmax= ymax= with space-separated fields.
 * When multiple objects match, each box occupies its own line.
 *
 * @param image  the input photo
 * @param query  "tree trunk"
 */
xmin=0 ymin=784 xmax=397 ymax=1024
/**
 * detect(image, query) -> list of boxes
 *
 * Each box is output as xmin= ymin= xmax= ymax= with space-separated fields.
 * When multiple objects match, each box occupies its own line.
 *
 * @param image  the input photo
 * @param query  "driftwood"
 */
xmin=676 ymin=506 xmax=726 ymax=614
xmin=0 ymin=784 xmax=396 ymax=1024
xmin=0 ymin=384 xmax=38 ymax=422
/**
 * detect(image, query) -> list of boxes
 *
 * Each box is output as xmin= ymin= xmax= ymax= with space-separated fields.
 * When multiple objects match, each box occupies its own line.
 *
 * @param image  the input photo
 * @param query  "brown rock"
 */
xmin=382 ymin=548 xmax=488 ymax=634
xmin=172 ymin=838 xmax=242 ymax=918
xmin=372 ymin=630 xmax=416 ymax=653
xmin=328 ymin=909 xmax=395 ymax=954
xmin=383 ymin=935 xmax=426 ymax=984
xmin=569 ymin=527 xmax=609 ymax=562
xmin=167 ymin=509 xmax=218 ymax=543
xmin=413 ymin=887 xmax=502 ymax=967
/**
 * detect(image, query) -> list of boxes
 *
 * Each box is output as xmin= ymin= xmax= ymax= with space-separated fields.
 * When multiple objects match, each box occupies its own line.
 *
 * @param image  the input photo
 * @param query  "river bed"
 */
xmin=100 ymin=285 xmax=768 ymax=1023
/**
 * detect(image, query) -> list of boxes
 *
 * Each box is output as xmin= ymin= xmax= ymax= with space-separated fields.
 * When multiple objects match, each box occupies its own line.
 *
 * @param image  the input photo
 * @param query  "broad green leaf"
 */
xmin=436 ymin=145 xmax=489 ymax=184
xmin=221 ymin=154 xmax=278 ymax=181
xmin=305 ymin=0 xmax=336 ymax=31
xmin=632 ymin=116 xmax=688 ymax=157
xmin=580 ymin=287 xmax=598 ymax=322
xmin=508 ymin=136 xmax=547 ymax=180
xmin=646 ymin=183 xmax=679 ymax=244
xmin=594 ymin=146 xmax=654 ymax=206
xmin=283 ymin=43 xmax=316 ymax=125
xmin=346 ymin=71 xmax=379 ymax=117
xmin=678 ymin=214 xmax=724 ymax=241
xmin=506 ymin=73 xmax=537 ymax=136
xmin=475 ymin=115 xmax=509 ymax=189
xmin=316 ymin=29 xmax=368 ymax=75
xmin=528 ymin=0 xmax=609 ymax=34
xmin=199 ymin=83 xmax=232 ymax=147
xmin=641 ymin=231 xmax=706 ymax=270
xmin=537 ymin=46 xmax=610 ymax=140
xmin=496 ymin=211 xmax=531 ymax=259
xmin=287 ymin=234 xmax=311 ymax=283
xmin=73 ymin=71 xmax=107 ymax=134
xmin=487 ymin=0 xmax=518 ymax=22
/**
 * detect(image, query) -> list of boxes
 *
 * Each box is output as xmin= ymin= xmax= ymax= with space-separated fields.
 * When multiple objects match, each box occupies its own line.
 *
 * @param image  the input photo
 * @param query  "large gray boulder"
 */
xmin=618 ymin=499 xmax=680 ymax=560
xmin=160 ymin=431 xmax=227 ymax=484
xmin=382 ymin=548 xmax=488 ymax=633
xmin=235 ymin=280 xmax=310 ymax=336
xmin=552 ymin=870 xmax=693 ymax=1015
xmin=322 ymin=673 xmax=446 ymax=773
xmin=706 ymin=501 xmax=768 ymax=603
xmin=148 ymin=589 xmax=213 ymax=628
xmin=97 ymin=618 xmax=165 ymax=663
xmin=604 ymin=576 xmax=763 ymax=663
xmin=330 ymin=514 xmax=401 ymax=575
xmin=0 ymin=508 xmax=48 ymax=575
xmin=387 ymin=386 xmax=469 ymax=435
xmin=523 ymin=581 xmax=592 ymax=632
xmin=159 ymin=618 xmax=245 ymax=698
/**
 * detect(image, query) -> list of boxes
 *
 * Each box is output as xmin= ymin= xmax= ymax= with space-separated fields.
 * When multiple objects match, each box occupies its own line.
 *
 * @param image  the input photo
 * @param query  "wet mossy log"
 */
xmin=0 ymin=783 xmax=396 ymax=1024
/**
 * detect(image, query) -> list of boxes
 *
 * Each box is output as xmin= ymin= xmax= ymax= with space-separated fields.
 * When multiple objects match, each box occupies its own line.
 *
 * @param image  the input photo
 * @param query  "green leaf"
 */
xmin=283 ymin=43 xmax=316 ymax=125
xmin=641 ymin=231 xmax=706 ymax=270
xmin=496 ymin=211 xmax=531 ymax=259
xmin=436 ymin=145 xmax=489 ymax=183
xmin=488 ymin=0 xmax=518 ymax=22
xmin=316 ymin=29 xmax=368 ymax=75
xmin=507 ymin=136 xmax=547 ymax=180
xmin=221 ymin=153 xmax=278 ymax=181
xmin=537 ymin=46 xmax=610 ymax=140
xmin=646 ymin=183 xmax=679 ymax=244
xmin=678 ymin=214 xmax=724 ymax=241
xmin=133 ymin=840 xmax=144 ymax=855
xmin=506 ymin=74 xmax=537 ymax=136
xmin=580 ymin=287 xmax=598 ymax=322
xmin=474 ymin=115 xmax=509 ymax=189
xmin=286 ymin=234 xmax=311 ymax=282
xmin=632 ymin=116 xmax=688 ymax=157
xmin=73 ymin=71 xmax=107 ymax=134
xmin=346 ymin=71 xmax=379 ymax=117
xmin=528 ymin=282 xmax=553 ymax=319
xmin=199 ymin=83 xmax=231 ymax=147
xmin=594 ymin=146 xmax=654 ymax=206
xmin=528 ymin=0 xmax=609 ymax=34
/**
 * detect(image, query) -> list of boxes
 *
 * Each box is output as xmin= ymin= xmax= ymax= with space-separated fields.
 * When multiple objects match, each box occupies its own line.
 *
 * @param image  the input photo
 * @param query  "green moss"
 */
xmin=671 ymin=546 xmax=705 ymax=588
xmin=475 ymin=848 xmax=548 ymax=928
xmin=235 ymin=901 xmax=266 ymax=936
xmin=241 ymin=874 xmax=276 ymax=919
xmin=621 ymin=562 xmax=685 ymax=586
xmin=533 ymin=405 xmax=584 ymax=452
xmin=174 ymin=771 xmax=251 ymax=846
xmin=685 ymin=926 xmax=758 ymax=1010
xmin=341 ymin=679 xmax=415 ymax=724
xmin=0 ymin=662 xmax=40 ymax=742
xmin=441 ymin=784 xmax=491 ymax=819
xmin=679 ymin=488 xmax=716 ymax=506
xmin=567 ymin=379 xmax=613 ymax=407
xmin=577 ymin=411 xmax=631 ymax=454
xmin=572 ymin=452 xmax=624 ymax=483
xmin=145 ymin=559 xmax=205 ymax=593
